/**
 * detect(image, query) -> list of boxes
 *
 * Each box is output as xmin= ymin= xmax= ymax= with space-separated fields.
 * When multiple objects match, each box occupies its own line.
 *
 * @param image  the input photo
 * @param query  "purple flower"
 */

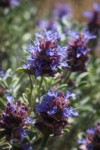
xmin=84 ymin=3 xmax=100 ymax=36
xmin=53 ymin=3 xmax=72 ymax=19
xmin=63 ymin=107 xmax=78 ymax=118
xmin=9 ymin=0 xmax=20 ymax=7
xmin=0 ymin=67 xmax=4 ymax=78
xmin=35 ymin=90 xmax=78 ymax=136
xmin=38 ymin=19 xmax=59 ymax=31
xmin=78 ymin=123 xmax=100 ymax=150
xmin=66 ymin=31 xmax=95 ymax=72
xmin=5 ymin=93 xmax=14 ymax=103
xmin=0 ymin=0 xmax=20 ymax=8
xmin=86 ymin=128 xmax=95 ymax=135
xmin=0 ymin=100 xmax=31 ymax=141
xmin=23 ymin=30 xmax=67 ymax=77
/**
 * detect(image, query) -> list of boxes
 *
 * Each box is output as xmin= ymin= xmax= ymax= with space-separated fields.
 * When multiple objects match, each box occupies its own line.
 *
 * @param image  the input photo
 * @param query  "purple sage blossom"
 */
xmin=84 ymin=3 xmax=100 ymax=36
xmin=66 ymin=31 xmax=95 ymax=72
xmin=0 ymin=97 xmax=31 ymax=141
xmin=53 ymin=3 xmax=72 ymax=19
xmin=23 ymin=30 xmax=67 ymax=77
xmin=35 ymin=90 xmax=78 ymax=136
xmin=78 ymin=123 xmax=100 ymax=150
xmin=37 ymin=19 xmax=59 ymax=31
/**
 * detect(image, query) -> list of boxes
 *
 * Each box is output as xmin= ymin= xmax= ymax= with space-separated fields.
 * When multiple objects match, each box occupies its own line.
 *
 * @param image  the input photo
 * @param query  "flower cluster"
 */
xmin=53 ymin=3 xmax=72 ymax=19
xmin=35 ymin=91 xmax=78 ymax=136
xmin=78 ymin=123 xmax=100 ymax=150
xmin=23 ymin=30 xmax=67 ymax=77
xmin=66 ymin=31 xmax=95 ymax=72
xmin=84 ymin=3 xmax=100 ymax=36
xmin=0 ymin=96 xmax=29 ymax=141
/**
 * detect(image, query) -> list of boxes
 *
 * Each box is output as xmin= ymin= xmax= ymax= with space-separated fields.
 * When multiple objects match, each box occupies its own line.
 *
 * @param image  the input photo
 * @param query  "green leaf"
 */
xmin=16 ymin=67 xmax=27 ymax=73
xmin=56 ymin=84 xmax=68 ymax=90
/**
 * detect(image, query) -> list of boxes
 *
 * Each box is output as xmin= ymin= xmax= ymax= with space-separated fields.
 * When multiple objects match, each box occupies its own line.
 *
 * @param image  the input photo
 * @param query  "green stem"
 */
xmin=40 ymin=134 xmax=49 ymax=150
xmin=64 ymin=70 xmax=71 ymax=84
xmin=28 ymin=74 xmax=33 ymax=105
xmin=38 ymin=77 xmax=43 ymax=96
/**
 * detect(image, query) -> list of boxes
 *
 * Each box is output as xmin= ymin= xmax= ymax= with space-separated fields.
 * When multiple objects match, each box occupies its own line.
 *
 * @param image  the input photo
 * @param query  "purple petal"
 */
xmin=77 ymin=139 xmax=86 ymax=144
xmin=47 ymin=106 xmax=57 ymax=115
xmin=5 ymin=94 xmax=14 ymax=103
xmin=86 ymin=128 xmax=95 ymax=134
xmin=66 ymin=91 xmax=76 ymax=99
xmin=63 ymin=107 xmax=78 ymax=118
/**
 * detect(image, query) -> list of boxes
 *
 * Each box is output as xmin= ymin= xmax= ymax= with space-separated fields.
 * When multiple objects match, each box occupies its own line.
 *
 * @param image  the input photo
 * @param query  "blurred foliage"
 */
xmin=0 ymin=0 xmax=40 ymax=70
